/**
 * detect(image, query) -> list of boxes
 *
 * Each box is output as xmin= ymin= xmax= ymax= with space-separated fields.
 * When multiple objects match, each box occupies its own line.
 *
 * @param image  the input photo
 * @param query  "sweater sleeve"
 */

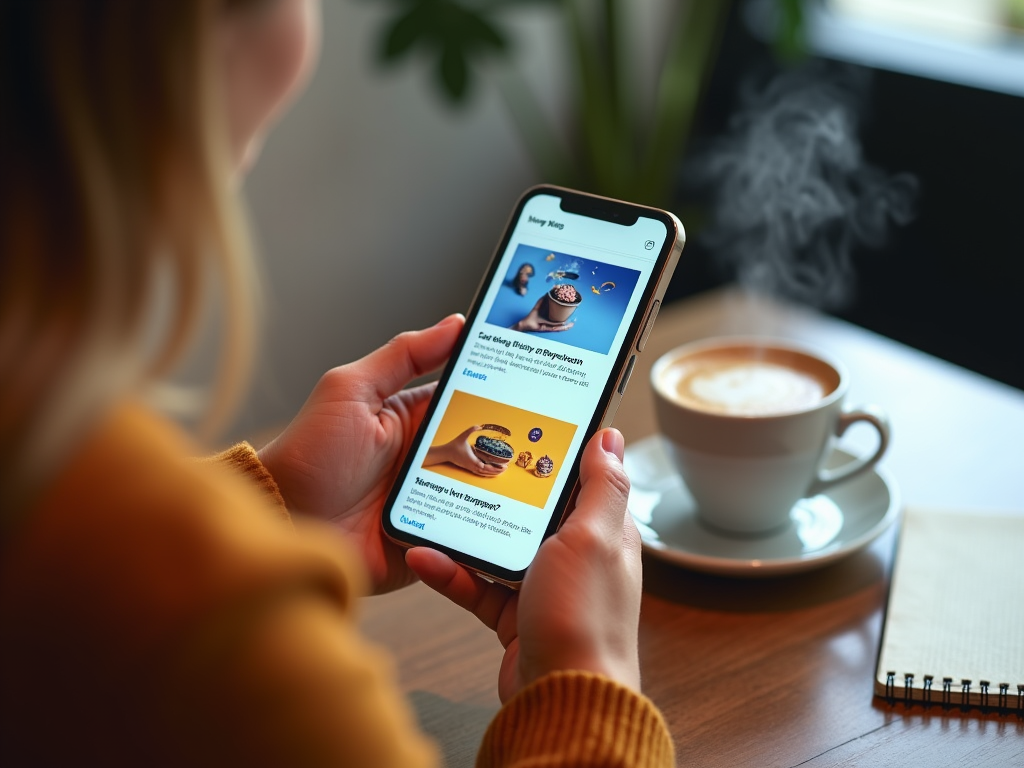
xmin=196 ymin=442 xmax=290 ymax=524
xmin=202 ymin=447 xmax=675 ymax=768
xmin=476 ymin=672 xmax=676 ymax=768
xmin=166 ymin=588 xmax=440 ymax=768
xmin=194 ymin=439 xmax=673 ymax=768
xmin=1 ymin=405 xmax=441 ymax=767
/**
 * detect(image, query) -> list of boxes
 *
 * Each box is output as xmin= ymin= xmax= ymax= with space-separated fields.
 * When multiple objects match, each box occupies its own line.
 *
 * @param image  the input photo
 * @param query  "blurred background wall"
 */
xmin=230 ymin=1 xmax=544 ymax=440
xmin=225 ymin=0 xmax=676 ymax=441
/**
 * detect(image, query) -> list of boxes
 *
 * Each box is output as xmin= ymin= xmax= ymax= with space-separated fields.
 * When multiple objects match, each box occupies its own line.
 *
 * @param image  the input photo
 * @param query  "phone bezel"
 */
xmin=380 ymin=184 xmax=683 ymax=586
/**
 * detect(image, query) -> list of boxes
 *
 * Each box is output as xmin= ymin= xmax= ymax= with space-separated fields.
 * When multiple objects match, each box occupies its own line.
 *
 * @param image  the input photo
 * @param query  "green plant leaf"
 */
xmin=380 ymin=2 xmax=433 ymax=61
xmin=439 ymin=44 xmax=470 ymax=99
xmin=371 ymin=0 xmax=511 ymax=102
xmin=641 ymin=0 xmax=732 ymax=206
xmin=364 ymin=0 xmax=803 ymax=199
xmin=775 ymin=0 xmax=807 ymax=62
xmin=483 ymin=0 xmax=563 ymax=9
xmin=452 ymin=5 xmax=507 ymax=53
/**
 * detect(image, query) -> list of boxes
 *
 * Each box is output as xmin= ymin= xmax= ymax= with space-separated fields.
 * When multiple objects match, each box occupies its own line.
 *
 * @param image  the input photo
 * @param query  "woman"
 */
xmin=0 ymin=1 xmax=675 ymax=765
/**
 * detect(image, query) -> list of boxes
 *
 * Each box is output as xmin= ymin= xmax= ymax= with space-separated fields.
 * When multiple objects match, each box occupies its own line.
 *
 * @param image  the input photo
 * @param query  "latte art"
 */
xmin=682 ymin=361 xmax=826 ymax=415
xmin=657 ymin=346 xmax=839 ymax=417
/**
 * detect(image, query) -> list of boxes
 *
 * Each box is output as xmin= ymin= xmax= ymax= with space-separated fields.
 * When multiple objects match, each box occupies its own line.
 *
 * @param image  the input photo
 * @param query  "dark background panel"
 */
xmin=663 ymin=2 xmax=1024 ymax=392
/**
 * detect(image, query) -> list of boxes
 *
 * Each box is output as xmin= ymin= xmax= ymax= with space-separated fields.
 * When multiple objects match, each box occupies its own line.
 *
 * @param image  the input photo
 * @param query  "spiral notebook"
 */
xmin=874 ymin=506 xmax=1024 ymax=712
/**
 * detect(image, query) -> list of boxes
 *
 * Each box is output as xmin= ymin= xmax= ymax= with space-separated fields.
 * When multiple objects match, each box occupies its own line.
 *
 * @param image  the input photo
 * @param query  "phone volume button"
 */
xmin=618 ymin=355 xmax=637 ymax=396
xmin=637 ymin=300 xmax=661 ymax=352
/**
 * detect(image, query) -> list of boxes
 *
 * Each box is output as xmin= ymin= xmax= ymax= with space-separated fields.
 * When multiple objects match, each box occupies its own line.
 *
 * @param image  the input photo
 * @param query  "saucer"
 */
xmin=624 ymin=435 xmax=901 ymax=577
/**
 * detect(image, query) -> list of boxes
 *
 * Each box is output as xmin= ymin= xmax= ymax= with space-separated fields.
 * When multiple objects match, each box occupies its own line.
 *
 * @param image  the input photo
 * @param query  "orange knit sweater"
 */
xmin=0 ymin=404 xmax=675 ymax=767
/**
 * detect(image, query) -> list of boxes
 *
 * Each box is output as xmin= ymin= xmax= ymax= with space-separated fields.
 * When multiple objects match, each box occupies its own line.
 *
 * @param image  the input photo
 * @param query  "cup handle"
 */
xmin=807 ymin=405 xmax=891 ymax=496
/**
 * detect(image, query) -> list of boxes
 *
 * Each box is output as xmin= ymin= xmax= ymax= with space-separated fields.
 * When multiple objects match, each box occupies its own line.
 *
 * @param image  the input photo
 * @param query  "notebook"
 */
xmin=874 ymin=506 xmax=1024 ymax=712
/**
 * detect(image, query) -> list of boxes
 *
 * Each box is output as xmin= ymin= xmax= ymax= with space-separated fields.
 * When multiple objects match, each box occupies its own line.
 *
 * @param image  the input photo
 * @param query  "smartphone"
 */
xmin=381 ymin=185 xmax=685 ymax=586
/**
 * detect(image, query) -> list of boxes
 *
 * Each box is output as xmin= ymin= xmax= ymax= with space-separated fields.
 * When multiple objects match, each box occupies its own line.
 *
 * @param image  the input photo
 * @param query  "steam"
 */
xmin=684 ymin=61 xmax=918 ymax=309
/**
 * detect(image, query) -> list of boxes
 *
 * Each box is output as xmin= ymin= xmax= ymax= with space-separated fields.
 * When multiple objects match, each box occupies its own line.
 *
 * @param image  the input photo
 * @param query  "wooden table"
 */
xmin=360 ymin=287 xmax=1024 ymax=767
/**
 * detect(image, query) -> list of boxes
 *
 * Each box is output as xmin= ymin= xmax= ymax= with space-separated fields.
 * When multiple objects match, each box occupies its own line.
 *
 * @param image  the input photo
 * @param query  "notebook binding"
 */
xmin=880 ymin=674 xmax=1024 ymax=715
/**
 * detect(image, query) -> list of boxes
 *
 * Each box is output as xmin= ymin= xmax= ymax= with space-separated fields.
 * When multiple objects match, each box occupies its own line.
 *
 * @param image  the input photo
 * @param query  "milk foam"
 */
xmin=680 ymin=361 xmax=826 ymax=415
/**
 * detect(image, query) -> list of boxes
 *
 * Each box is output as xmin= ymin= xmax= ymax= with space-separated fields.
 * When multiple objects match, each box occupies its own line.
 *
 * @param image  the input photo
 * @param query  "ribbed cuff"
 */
xmin=477 ymin=671 xmax=675 ymax=768
xmin=204 ymin=442 xmax=291 ymax=525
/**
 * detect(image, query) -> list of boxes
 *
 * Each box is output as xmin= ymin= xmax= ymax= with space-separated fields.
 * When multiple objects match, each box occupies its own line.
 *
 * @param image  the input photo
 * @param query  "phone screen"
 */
xmin=382 ymin=187 xmax=681 ymax=582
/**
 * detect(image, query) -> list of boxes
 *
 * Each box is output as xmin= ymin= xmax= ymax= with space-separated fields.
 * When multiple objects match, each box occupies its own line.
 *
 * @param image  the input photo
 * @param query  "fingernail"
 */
xmin=601 ymin=429 xmax=624 ymax=460
xmin=433 ymin=313 xmax=463 ymax=329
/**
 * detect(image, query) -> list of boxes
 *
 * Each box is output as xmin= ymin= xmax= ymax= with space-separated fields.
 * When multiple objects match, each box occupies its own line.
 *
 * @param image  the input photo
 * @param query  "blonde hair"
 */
xmin=0 ymin=1 xmax=258 ymax=514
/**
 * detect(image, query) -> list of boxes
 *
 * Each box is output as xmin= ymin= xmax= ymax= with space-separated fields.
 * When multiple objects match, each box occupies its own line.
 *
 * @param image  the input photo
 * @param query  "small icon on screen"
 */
xmin=644 ymin=240 xmax=655 ymax=250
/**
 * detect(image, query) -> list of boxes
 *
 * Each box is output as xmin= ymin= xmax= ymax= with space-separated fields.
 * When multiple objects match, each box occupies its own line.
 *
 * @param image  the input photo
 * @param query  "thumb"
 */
xmin=349 ymin=314 xmax=464 ymax=402
xmin=454 ymin=425 xmax=482 ymax=442
xmin=561 ymin=429 xmax=634 ymax=542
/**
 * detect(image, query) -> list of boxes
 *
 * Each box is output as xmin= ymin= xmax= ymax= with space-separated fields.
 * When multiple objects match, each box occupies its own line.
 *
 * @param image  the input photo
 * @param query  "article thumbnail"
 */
xmin=422 ymin=390 xmax=578 ymax=509
xmin=485 ymin=245 xmax=641 ymax=355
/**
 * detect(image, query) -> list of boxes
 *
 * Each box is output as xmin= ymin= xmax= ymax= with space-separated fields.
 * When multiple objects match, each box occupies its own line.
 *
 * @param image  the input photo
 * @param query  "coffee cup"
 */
xmin=545 ymin=283 xmax=582 ymax=323
xmin=650 ymin=336 xmax=890 ymax=535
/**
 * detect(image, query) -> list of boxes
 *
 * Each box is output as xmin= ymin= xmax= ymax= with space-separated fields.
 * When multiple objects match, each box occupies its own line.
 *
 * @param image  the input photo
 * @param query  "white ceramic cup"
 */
xmin=650 ymin=336 xmax=890 ymax=535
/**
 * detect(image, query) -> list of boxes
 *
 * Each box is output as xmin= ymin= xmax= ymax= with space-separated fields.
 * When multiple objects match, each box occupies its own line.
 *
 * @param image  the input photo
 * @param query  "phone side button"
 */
xmin=636 ymin=300 xmax=661 ymax=352
xmin=618 ymin=355 xmax=637 ymax=396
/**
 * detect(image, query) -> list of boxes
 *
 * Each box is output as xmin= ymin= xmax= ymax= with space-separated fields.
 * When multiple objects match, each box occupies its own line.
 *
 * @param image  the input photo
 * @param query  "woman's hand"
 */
xmin=423 ymin=426 xmax=507 ymax=477
xmin=407 ymin=429 xmax=642 ymax=702
xmin=509 ymin=297 xmax=574 ymax=333
xmin=258 ymin=314 xmax=464 ymax=594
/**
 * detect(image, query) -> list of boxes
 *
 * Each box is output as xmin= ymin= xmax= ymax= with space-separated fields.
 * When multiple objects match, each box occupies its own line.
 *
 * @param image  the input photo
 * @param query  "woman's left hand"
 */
xmin=258 ymin=314 xmax=464 ymax=594
xmin=509 ymin=296 xmax=574 ymax=333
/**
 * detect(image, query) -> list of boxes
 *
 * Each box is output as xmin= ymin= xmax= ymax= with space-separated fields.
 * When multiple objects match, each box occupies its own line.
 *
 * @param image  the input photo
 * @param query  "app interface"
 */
xmin=389 ymin=194 xmax=669 ymax=572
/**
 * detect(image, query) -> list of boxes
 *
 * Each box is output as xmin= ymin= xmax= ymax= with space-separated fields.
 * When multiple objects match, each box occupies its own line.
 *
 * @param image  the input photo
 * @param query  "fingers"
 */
xmin=450 ymin=428 xmax=505 ymax=476
xmin=464 ymin=455 xmax=504 ymax=477
xmin=471 ymin=462 xmax=505 ymax=477
xmin=534 ymin=321 xmax=574 ymax=333
xmin=350 ymin=314 xmax=464 ymax=403
xmin=406 ymin=548 xmax=514 ymax=634
xmin=390 ymin=381 xmax=438 ymax=429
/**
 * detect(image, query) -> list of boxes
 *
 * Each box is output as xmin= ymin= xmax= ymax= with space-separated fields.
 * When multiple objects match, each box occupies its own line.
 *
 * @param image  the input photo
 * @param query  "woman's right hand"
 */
xmin=406 ymin=428 xmax=642 ymax=701
xmin=423 ymin=426 xmax=506 ymax=477
xmin=509 ymin=297 xmax=574 ymax=333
